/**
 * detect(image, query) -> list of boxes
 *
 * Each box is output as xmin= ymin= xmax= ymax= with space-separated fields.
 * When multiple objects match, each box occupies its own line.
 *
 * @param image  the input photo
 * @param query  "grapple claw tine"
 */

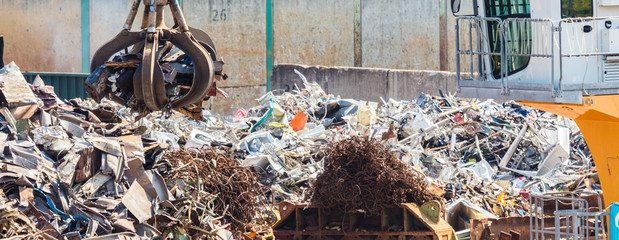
xmin=168 ymin=31 xmax=214 ymax=109
xmin=90 ymin=31 xmax=142 ymax=72
xmin=141 ymin=33 xmax=168 ymax=111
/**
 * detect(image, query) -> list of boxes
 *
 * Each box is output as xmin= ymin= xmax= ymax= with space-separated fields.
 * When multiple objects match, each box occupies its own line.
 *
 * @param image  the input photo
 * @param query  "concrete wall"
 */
xmin=271 ymin=64 xmax=458 ymax=103
xmin=361 ymin=1 xmax=440 ymax=70
xmin=183 ymin=0 xmax=267 ymax=114
xmin=0 ymin=0 xmax=458 ymax=114
xmin=0 ymin=0 xmax=82 ymax=72
xmin=273 ymin=0 xmax=354 ymax=67
xmin=272 ymin=0 xmax=458 ymax=71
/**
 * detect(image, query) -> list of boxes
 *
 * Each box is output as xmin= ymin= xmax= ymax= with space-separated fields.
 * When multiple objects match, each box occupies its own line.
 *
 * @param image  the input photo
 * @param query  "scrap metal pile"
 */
xmin=0 ymin=63 xmax=261 ymax=239
xmin=161 ymin=148 xmax=269 ymax=233
xmin=0 ymin=63 xmax=598 ymax=239
xmin=309 ymin=136 xmax=439 ymax=214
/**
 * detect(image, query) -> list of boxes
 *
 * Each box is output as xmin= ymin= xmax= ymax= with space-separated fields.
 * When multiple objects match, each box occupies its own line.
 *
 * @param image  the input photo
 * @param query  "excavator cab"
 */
xmin=452 ymin=0 xmax=619 ymax=238
xmin=453 ymin=0 xmax=619 ymax=103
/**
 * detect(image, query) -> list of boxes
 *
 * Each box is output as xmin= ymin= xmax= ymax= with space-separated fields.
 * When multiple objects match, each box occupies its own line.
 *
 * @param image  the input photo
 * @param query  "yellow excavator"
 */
xmin=452 ymin=0 xmax=619 ymax=237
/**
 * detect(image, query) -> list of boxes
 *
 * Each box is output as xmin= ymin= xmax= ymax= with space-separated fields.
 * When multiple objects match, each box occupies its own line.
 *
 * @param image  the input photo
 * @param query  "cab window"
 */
xmin=562 ymin=0 xmax=593 ymax=18
xmin=485 ymin=0 xmax=531 ymax=79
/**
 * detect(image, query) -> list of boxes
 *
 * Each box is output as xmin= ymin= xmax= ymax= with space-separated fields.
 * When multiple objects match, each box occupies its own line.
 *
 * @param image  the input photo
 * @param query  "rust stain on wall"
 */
xmin=0 ymin=0 xmax=82 ymax=72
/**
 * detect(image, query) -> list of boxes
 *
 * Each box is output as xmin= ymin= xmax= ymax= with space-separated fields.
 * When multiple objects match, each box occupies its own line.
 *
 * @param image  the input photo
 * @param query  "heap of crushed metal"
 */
xmin=309 ymin=137 xmax=439 ymax=214
xmin=0 ymin=62 xmax=600 ymax=239
xmin=0 ymin=63 xmax=264 ymax=239
xmin=161 ymin=148 xmax=269 ymax=233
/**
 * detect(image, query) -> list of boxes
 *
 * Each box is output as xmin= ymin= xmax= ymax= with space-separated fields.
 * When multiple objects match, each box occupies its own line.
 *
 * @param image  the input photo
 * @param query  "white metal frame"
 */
xmin=456 ymin=16 xmax=619 ymax=103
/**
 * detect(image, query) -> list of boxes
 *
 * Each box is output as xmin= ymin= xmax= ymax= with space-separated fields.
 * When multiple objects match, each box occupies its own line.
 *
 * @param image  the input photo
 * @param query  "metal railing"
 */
xmin=559 ymin=17 xmax=619 ymax=57
xmin=528 ymin=192 xmax=606 ymax=240
xmin=456 ymin=16 xmax=619 ymax=98
xmin=553 ymin=210 xmax=608 ymax=240
xmin=455 ymin=17 xmax=503 ymax=83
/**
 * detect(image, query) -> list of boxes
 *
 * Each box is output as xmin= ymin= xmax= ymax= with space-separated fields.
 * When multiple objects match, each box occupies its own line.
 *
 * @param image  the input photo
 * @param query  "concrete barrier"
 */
xmin=272 ymin=64 xmax=458 ymax=103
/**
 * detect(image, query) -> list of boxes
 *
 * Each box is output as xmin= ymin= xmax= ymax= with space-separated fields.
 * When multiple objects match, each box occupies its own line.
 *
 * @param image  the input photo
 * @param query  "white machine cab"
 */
xmin=453 ymin=0 xmax=619 ymax=104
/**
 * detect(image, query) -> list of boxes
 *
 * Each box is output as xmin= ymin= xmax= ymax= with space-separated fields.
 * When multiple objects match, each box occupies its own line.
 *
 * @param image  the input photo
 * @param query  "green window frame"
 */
xmin=485 ymin=0 xmax=531 ymax=79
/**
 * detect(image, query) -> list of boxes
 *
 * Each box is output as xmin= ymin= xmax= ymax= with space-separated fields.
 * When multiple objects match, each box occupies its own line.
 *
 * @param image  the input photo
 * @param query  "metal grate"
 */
xmin=528 ymin=192 xmax=606 ymax=240
xmin=604 ymin=58 xmax=619 ymax=82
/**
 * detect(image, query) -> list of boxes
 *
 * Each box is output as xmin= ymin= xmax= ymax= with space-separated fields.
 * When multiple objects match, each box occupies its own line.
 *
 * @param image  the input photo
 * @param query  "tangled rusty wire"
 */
xmin=163 ymin=148 xmax=267 ymax=233
xmin=309 ymin=136 xmax=438 ymax=215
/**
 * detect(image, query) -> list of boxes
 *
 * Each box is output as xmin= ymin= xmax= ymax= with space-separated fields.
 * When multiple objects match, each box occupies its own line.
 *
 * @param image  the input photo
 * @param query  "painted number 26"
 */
xmin=212 ymin=9 xmax=227 ymax=21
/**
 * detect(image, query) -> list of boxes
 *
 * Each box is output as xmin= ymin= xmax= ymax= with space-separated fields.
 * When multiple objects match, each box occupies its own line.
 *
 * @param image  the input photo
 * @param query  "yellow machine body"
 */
xmin=521 ymin=95 xmax=619 ymax=208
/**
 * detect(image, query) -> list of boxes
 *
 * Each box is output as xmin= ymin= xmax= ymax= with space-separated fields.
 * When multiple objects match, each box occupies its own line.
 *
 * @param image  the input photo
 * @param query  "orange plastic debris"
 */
xmin=290 ymin=111 xmax=308 ymax=131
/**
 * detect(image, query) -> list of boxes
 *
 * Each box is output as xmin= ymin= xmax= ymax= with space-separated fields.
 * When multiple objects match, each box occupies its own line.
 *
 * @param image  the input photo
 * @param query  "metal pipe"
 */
xmin=563 ymin=52 xmax=619 ymax=57
xmin=456 ymin=20 xmax=461 ymax=82
xmin=169 ymin=0 xmax=189 ymax=32
xmin=499 ymin=124 xmax=527 ymax=169
xmin=477 ymin=19 xmax=487 ymax=80
xmin=124 ymin=0 xmax=141 ymax=30
xmin=551 ymin=22 xmax=556 ymax=97
xmin=458 ymin=50 xmax=502 ymax=56
xmin=500 ymin=21 xmax=508 ymax=94
xmin=147 ymin=0 xmax=157 ymax=33
xmin=505 ymin=53 xmax=552 ymax=57
xmin=0 ymin=35 xmax=4 ymax=67
xmin=468 ymin=21 xmax=474 ymax=80
xmin=535 ymin=197 xmax=539 ymax=240
xmin=266 ymin=0 xmax=273 ymax=92
xmin=81 ymin=0 xmax=89 ymax=73
xmin=554 ymin=211 xmax=560 ymax=240
xmin=559 ymin=23 xmax=564 ymax=95
xmin=529 ymin=197 xmax=533 ymax=240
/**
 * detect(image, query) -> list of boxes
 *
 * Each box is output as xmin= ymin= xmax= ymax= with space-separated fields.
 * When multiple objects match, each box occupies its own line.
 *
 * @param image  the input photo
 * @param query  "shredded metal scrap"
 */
xmin=309 ymin=136 xmax=439 ymax=214
xmin=162 ymin=148 xmax=269 ymax=233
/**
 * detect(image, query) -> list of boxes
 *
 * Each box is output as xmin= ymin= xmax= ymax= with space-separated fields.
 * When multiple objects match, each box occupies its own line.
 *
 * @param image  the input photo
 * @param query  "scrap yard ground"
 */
xmin=0 ymin=0 xmax=612 ymax=240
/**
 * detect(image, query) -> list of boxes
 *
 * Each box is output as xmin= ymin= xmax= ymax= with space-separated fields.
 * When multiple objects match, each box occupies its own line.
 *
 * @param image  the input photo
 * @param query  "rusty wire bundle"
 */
xmin=163 ymin=148 xmax=267 ymax=233
xmin=309 ymin=136 xmax=438 ymax=214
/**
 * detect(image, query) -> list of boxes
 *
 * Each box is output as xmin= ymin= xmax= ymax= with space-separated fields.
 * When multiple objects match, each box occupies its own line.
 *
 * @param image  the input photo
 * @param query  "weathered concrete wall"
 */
xmin=0 ymin=0 xmax=82 ymax=72
xmin=361 ymin=1 xmax=440 ymax=70
xmin=273 ymin=0 xmax=354 ymax=67
xmin=271 ymin=64 xmax=457 ymax=103
xmin=184 ymin=0 xmax=267 ymax=114
xmin=272 ymin=0 xmax=458 ymax=72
